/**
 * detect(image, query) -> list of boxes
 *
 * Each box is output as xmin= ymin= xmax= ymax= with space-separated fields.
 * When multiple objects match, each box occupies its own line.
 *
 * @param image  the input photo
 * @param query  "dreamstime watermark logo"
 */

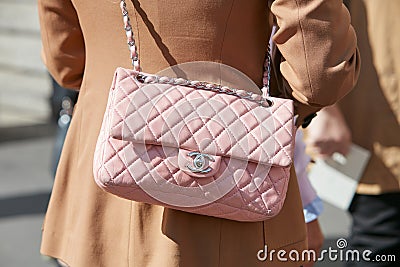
xmin=257 ymin=238 xmax=397 ymax=263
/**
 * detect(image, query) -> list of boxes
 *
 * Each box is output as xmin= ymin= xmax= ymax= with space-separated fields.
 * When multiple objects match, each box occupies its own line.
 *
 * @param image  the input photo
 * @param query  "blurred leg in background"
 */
xmin=49 ymin=75 xmax=78 ymax=177
xmin=346 ymin=193 xmax=400 ymax=267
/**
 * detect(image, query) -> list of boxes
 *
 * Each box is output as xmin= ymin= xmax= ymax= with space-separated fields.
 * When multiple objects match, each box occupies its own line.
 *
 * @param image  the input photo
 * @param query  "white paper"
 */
xmin=308 ymin=144 xmax=371 ymax=210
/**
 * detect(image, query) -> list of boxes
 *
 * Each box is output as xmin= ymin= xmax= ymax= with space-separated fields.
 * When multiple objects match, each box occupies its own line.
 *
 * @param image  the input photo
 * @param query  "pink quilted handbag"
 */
xmin=93 ymin=0 xmax=295 ymax=222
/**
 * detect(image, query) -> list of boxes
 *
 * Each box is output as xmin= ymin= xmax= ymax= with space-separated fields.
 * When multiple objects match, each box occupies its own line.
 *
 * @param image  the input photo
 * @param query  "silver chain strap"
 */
xmin=135 ymin=73 xmax=273 ymax=107
xmin=263 ymin=43 xmax=272 ymax=97
xmin=120 ymin=0 xmax=140 ymax=71
xmin=119 ymin=0 xmax=273 ymax=107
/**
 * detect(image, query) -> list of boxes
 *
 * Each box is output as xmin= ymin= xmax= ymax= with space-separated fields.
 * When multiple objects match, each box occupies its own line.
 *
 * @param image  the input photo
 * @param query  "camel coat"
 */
xmin=340 ymin=0 xmax=400 ymax=195
xmin=38 ymin=0 xmax=360 ymax=266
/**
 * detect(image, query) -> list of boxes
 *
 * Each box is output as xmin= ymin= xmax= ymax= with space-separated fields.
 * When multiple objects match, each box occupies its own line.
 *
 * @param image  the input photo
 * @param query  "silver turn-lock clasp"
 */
xmin=186 ymin=152 xmax=215 ymax=174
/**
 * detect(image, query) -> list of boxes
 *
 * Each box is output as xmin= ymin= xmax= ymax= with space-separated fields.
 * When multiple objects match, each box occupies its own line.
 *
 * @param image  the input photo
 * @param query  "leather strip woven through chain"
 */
xmin=92 ymin=0 xmax=296 ymax=221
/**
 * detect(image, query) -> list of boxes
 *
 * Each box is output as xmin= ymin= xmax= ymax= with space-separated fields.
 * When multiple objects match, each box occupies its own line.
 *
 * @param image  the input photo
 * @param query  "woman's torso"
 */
xmin=41 ymin=1 xmax=307 ymax=266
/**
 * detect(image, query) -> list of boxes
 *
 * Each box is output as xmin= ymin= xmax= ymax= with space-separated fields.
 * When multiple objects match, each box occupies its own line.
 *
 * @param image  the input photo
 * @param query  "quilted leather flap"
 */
xmin=109 ymin=68 xmax=295 ymax=167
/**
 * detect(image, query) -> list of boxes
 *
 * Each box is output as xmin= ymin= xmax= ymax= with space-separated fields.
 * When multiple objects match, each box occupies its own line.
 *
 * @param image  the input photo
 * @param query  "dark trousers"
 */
xmin=345 ymin=193 xmax=400 ymax=267
xmin=49 ymin=75 xmax=78 ymax=176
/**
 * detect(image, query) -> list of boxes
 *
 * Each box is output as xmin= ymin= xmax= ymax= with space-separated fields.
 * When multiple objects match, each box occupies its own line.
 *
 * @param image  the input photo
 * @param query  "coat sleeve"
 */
xmin=38 ymin=0 xmax=85 ymax=90
xmin=270 ymin=0 xmax=361 ymax=124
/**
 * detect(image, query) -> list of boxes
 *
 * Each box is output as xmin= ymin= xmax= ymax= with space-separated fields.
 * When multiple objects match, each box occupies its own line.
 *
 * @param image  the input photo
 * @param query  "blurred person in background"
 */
xmin=307 ymin=0 xmax=400 ymax=266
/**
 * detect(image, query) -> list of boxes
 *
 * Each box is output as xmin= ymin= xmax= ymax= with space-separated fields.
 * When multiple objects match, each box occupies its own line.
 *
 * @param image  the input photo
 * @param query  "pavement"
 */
xmin=0 ymin=0 xmax=352 ymax=266
xmin=0 ymin=0 xmax=50 ymax=128
xmin=0 ymin=135 xmax=56 ymax=267
xmin=0 ymin=0 xmax=56 ymax=266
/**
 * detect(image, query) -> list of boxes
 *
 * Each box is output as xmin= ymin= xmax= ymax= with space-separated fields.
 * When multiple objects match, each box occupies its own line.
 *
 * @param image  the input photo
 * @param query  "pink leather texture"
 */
xmin=93 ymin=67 xmax=295 ymax=222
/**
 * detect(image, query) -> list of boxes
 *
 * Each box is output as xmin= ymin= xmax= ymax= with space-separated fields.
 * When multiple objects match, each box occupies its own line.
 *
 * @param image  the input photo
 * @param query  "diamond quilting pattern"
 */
xmin=93 ymin=68 xmax=295 ymax=222
xmin=111 ymin=69 xmax=295 ymax=167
